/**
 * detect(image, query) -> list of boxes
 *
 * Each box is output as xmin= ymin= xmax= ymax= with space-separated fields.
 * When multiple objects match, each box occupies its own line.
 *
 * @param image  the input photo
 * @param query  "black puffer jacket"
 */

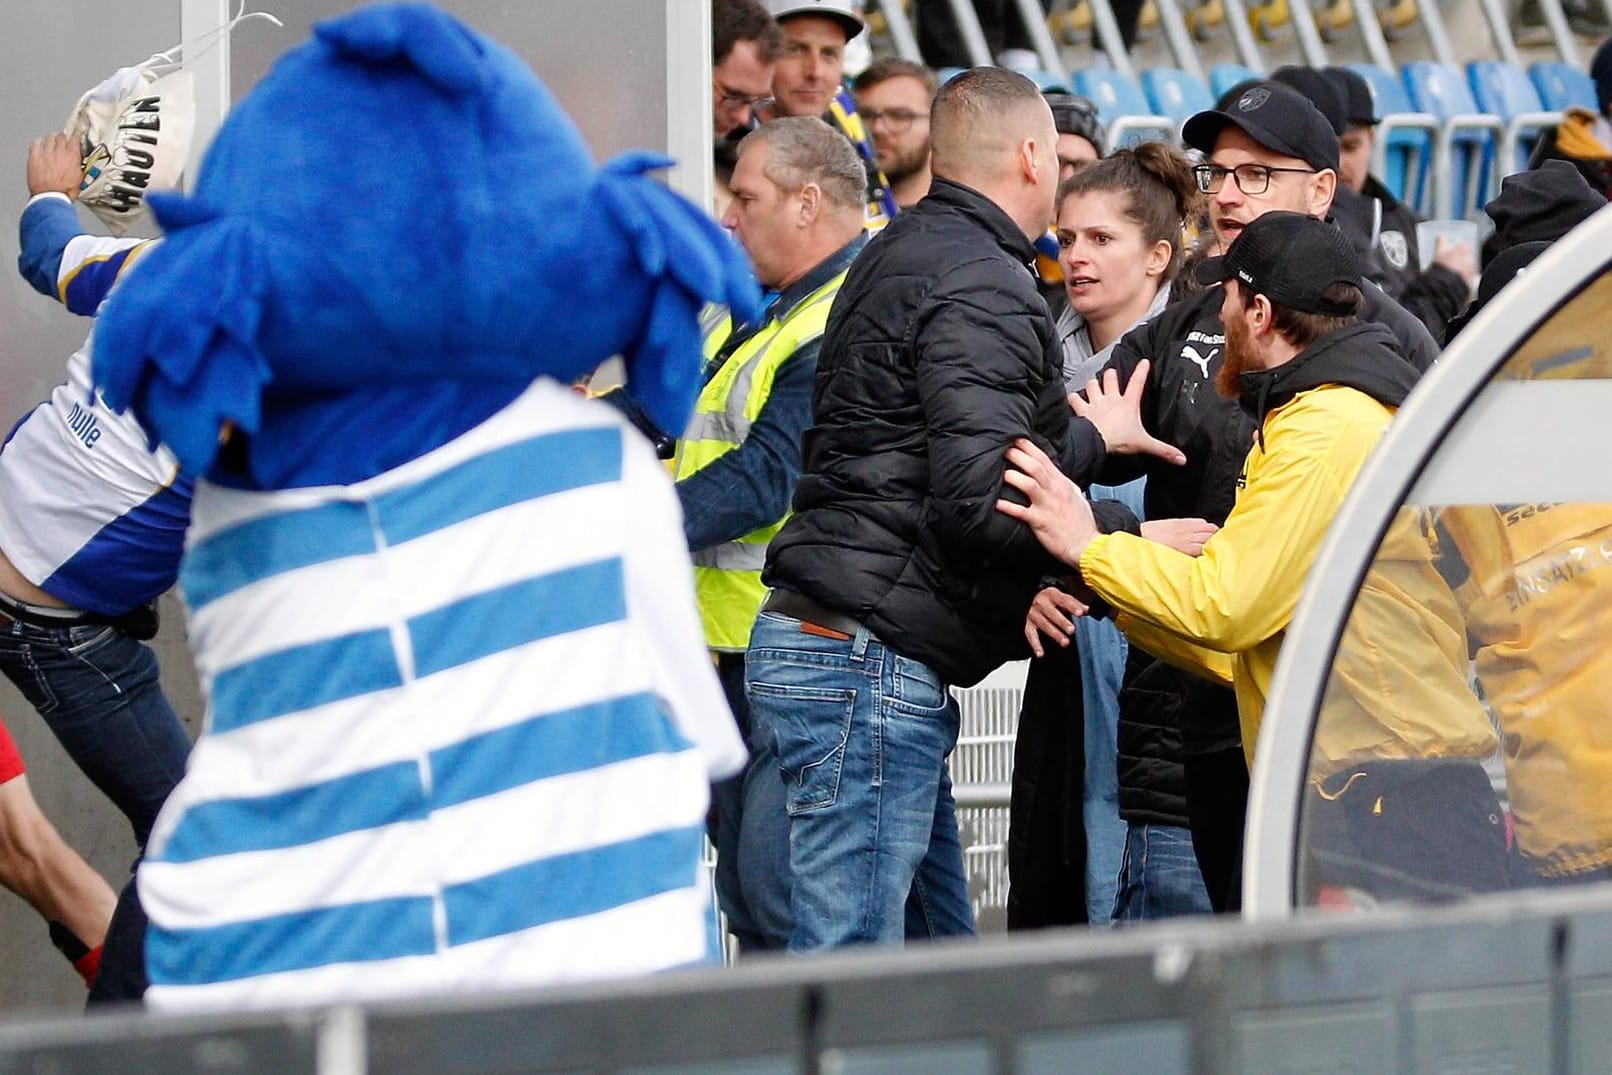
xmin=1097 ymin=277 xmax=1438 ymax=821
xmin=764 ymin=178 xmax=1123 ymax=688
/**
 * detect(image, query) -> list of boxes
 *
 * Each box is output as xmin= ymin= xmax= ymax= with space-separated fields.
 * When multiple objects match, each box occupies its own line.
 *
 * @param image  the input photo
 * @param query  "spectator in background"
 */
xmin=1009 ymin=144 xmax=1217 ymax=931
xmin=687 ymin=118 xmax=869 ymax=951
xmin=746 ymin=68 xmax=1182 ymax=953
xmin=1270 ymin=65 xmax=1474 ymax=342
xmin=853 ymin=58 xmax=938 ymax=210
xmin=713 ymin=0 xmax=782 ymax=143
xmin=764 ymin=0 xmax=899 ymax=228
xmin=1481 ymin=158 xmax=1607 ymax=266
xmin=1445 ymin=159 xmax=1604 ymax=340
xmin=1046 ymin=94 xmax=1105 ymax=181
xmin=712 ymin=0 xmax=782 ymax=217
xmin=1093 ymin=83 xmax=1441 ymax=912
xmin=0 ymin=718 xmax=115 ymax=988
xmin=1034 ymin=93 xmax=1106 ymax=303
xmin=1527 ymin=34 xmax=1612 ymax=197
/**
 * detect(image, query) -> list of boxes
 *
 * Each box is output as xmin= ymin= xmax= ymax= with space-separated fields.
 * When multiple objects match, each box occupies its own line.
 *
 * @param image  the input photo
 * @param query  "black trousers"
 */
xmin=1183 ymin=745 xmax=1249 ymax=914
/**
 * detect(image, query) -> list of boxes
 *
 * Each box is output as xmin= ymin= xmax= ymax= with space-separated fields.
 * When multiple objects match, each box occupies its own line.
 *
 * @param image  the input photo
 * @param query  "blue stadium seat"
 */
xmin=1346 ymin=62 xmax=1436 ymax=211
xmin=1142 ymin=68 xmax=1216 ymax=131
xmin=1529 ymin=61 xmax=1598 ymax=112
xmin=1025 ymin=69 xmax=1075 ymax=93
xmin=1210 ymin=63 xmax=1262 ymax=100
xmin=1403 ymin=60 xmax=1502 ymax=219
xmin=1469 ymin=60 xmax=1561 ymax=175
xmin=1072 ymin=69 xmax=1176 ymax=148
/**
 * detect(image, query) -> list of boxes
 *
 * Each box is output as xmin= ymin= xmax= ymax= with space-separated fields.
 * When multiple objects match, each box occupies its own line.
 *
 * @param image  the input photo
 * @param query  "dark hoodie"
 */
xmin=1332 ymin=179 xmax=1470 ymax=343
xmin=1237 ymin=321 xmax=1419 ymax=438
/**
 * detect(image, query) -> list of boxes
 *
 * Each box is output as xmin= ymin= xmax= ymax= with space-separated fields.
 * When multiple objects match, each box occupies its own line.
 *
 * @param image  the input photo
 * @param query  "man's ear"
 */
xmin=1019 ymin=138 xmax=1039 ymax=183
xmin=1308 ymin=168 xmax=1338 ymax=218
xmin=1250 ymin=292 xmax=1275 ymax=336
xmin=798 ymin=181 xmax=821 ymax=226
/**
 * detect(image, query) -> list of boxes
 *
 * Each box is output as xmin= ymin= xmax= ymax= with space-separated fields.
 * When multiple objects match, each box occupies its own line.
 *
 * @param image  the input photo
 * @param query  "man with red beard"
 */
xmin=1083 ymin=82 xmax=1440 ymax=912
xmin=998 ymin=210 xmax=1425 ymax=874
xmin=1000 ymin=213 xmax=1509 ymax=909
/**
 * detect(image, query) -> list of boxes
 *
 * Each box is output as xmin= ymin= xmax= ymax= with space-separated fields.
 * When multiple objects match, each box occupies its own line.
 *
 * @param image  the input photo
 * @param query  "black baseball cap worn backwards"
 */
xmin=1182 ymin=81 xmax=1341 ymax=173
xmin=1195 ymin=211 xmax=1364 ymax=315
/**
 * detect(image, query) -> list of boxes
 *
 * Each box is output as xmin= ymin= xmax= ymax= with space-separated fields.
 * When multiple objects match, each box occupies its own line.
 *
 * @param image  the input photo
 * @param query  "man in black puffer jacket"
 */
xmin=1097 ymin=83 xmax=1440 ymax=913
xmin=744 ymin=68 xmax=1184 ymax=952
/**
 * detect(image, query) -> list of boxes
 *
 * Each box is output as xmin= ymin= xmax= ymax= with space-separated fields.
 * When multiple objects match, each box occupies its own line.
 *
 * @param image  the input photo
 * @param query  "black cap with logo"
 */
xmin=1195 ymin=211 xmax=1364 ymax=315
xmin=1182 ymin=82 xmax=1341 ymax=173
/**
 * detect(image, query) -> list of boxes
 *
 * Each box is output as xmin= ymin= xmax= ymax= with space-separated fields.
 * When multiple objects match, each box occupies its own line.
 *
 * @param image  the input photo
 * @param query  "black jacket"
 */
xmin=1332 ymin=182 xmax=1469 ymax=343
xmin=764 ymin=179 xmax=1121 ymax=688
xmin=1097 ymin=279 xmax=1437 ymax=817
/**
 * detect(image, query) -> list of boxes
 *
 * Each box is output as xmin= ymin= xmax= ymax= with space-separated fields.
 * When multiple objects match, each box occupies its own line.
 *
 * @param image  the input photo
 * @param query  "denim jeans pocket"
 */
xmin=886 ymin=653 xmax=950 ymax=714
xmin=748 ymin=680 xmax=857 ymax=816
xmin=65 ymin=624 xmax=118 ymax=656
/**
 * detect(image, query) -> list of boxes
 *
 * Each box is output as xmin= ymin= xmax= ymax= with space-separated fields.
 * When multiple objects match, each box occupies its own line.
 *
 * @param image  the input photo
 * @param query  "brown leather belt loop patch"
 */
xmin=800 ymin=621 xmax=853 ymax=641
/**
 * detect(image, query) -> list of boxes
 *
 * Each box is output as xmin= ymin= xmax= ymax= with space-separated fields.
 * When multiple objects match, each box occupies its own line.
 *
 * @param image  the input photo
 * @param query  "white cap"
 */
xmin=766 ymin=0 xmax=865 ymax=40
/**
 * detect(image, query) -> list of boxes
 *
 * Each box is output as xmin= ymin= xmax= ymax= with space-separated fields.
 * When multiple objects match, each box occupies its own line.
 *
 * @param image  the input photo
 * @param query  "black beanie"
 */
xmin=1271 ymin=65 xmax=1347 ymax=135
xmin=1444 ymin=240 xmax=1552 ymax=344
xmin=1481 ymin=159 xmax=1607 ymax=265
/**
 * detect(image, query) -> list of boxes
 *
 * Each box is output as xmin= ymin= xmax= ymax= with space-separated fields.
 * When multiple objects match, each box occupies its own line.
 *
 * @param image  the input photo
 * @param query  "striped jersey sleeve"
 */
xmin=18 ymin=193 xmax=155 ymax=315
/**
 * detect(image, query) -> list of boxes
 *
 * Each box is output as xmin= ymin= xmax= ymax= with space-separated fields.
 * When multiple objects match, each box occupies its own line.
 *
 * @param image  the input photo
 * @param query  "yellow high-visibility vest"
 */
xmin=674 ymin=273 xmax=846 ymax=651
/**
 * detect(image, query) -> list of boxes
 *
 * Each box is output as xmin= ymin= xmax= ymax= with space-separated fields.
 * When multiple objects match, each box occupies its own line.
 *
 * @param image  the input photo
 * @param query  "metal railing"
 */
xmin=11 ymin=885 xmax=1612 ymax=1072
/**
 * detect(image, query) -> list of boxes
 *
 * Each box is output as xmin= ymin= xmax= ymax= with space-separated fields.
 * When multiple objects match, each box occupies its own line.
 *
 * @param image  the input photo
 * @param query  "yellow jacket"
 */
xmin=1079 ymin=323 xmax=1493 ymax=771
xmin=1440 ymin=502 xmax=1612 ymax=876
xmin=1082 ymin=380 xmax=1389 ymax=766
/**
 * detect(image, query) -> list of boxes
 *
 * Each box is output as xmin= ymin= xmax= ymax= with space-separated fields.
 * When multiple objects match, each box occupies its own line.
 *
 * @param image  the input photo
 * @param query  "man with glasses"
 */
xmin=713 ymin=0 xmax=782 ymax=143
xmin=1089 ymin=81 xmax=1439 ymax=912
xmin=852 ymin=58 xmax=937 ymax=210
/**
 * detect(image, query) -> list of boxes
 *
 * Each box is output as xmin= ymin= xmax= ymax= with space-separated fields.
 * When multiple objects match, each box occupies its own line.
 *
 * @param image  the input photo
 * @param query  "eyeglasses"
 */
xmin=861 ymin=107 xmax=929 ymax=132
xmin=715 ymin=79 xmax=774 ymax=114
xmin=1194 ymin=163 xmax=1317 ymax=195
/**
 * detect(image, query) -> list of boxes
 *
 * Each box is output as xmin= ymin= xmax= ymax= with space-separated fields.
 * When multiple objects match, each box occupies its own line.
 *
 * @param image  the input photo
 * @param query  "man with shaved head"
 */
xmin=744 ymin=67 xmax=1181 ymax=952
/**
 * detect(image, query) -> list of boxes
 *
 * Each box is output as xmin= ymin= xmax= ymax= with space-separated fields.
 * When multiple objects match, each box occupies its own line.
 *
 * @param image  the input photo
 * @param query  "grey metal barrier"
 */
xmin=9 ymin=885 xmax=1612 ymax=1072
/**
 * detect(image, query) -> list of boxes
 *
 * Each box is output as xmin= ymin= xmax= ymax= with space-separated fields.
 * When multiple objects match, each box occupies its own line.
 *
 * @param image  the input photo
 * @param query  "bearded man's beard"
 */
xmin=1217 ymin=314 xmax=1255 ymax=398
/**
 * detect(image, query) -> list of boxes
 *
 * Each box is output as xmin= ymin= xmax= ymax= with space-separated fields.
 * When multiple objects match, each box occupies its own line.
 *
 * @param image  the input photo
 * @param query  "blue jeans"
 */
xmin=1079 ymin=479 xmax=1145 ymax=925
xmin=1111 ymin=821 xmax=1213 ymax=921
xmin=744 ymin=611 xmax=976 ymax=951
xmin=0 ymin=619 xmax=191 ymax=848
xmin=710 ymin=652 xmax=793 ymax=950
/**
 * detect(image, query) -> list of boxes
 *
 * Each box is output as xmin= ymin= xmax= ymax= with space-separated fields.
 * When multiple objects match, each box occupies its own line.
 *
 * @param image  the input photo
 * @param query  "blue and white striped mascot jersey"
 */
xmin=92 ymin=3 xmax=758 ymax=1011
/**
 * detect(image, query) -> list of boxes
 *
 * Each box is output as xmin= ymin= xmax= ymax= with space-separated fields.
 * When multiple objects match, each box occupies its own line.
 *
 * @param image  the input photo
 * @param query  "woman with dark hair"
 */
xmin=1007 ymin=143 xmax=1218 ymax=930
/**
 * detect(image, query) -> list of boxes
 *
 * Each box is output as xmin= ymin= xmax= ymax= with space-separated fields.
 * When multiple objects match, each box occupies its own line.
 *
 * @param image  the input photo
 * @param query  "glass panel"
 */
xmin=1295 ymin=263 xmax=1612 ymax=910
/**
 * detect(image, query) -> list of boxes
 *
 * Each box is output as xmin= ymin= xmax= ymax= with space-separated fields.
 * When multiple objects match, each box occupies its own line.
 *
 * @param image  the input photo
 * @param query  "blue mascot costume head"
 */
xmin=95 ymin=2 xmax=760 ymax=489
